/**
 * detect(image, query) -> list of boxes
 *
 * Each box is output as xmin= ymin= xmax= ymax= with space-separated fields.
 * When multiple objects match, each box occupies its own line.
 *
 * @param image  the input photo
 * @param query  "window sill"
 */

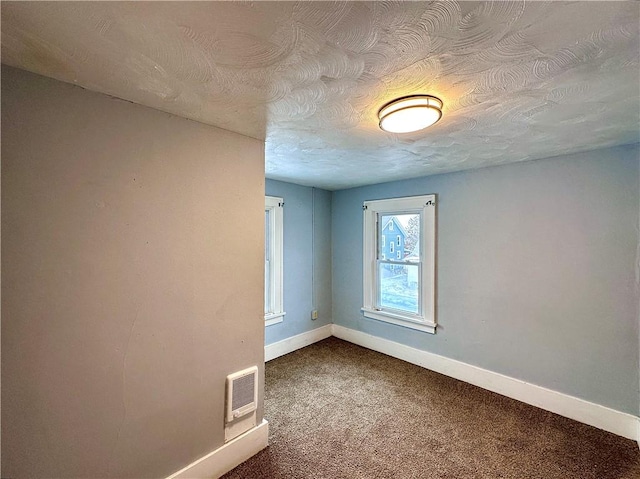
xmin=265 ymin=312 xmax=285 ymax=327
xmin=361 ymin=308 xmax=436 ymax=334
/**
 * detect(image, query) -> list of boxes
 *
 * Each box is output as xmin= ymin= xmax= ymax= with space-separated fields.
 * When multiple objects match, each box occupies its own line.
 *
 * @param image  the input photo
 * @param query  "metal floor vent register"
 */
xmin=225 ymin=366 xmax=258 ymax=442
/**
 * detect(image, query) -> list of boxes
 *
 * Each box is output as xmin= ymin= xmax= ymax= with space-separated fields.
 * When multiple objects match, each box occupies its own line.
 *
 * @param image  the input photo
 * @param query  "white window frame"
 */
xmin=362 ymin=195 xmax=436 ymax=334
xmin=265 ymin=196 xmax=285 ymax=326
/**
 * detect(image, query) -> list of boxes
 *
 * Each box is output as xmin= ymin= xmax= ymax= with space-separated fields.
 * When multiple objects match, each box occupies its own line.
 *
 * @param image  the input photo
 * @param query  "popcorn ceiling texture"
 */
xmin=2 ymin=1 xmax=638 ymax=190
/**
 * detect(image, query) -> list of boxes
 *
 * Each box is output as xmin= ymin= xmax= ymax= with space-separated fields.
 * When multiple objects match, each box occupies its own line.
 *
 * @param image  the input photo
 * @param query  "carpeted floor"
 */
xmin=223 ymin=337 xmax=640 ymax=479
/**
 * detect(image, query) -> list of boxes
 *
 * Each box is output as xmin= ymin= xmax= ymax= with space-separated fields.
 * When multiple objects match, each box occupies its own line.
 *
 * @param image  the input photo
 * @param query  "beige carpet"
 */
xmin=223 ymin=337 xmax=640 ymax=479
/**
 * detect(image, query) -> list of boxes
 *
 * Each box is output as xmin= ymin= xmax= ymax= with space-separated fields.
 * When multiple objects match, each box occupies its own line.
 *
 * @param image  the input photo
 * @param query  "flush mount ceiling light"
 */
xmin=378 ymin=95 xmax=443 ymax=133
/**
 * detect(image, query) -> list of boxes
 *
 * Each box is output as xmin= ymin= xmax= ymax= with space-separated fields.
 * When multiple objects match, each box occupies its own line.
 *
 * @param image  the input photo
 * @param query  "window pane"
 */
xmin=265 ymin=210 xmax=271 ymax=260
xmin=265 ymin=209 xmax=271 ymax=313
xmin=265 ymin=196 xmax=284 ymax=323
xmin=265 ymin=259 xmax=271 ymax=313
xmin=378 ymin=263 xmax=419 ymax=314
xmin=380 ymin=213 xmax=420 ymax=261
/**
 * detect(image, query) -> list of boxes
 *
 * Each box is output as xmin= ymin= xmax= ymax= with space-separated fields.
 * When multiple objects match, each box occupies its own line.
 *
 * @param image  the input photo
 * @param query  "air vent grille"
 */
xmin=232 ymin=373 xmax=255 ymax=412
xmin=226 ymin=366 xmax=258 ymax=423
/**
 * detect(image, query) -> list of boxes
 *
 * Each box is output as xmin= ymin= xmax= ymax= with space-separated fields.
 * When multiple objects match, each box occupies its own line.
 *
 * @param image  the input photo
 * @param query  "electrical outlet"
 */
xmin=311 ymin=310 xmax=318 ymax=320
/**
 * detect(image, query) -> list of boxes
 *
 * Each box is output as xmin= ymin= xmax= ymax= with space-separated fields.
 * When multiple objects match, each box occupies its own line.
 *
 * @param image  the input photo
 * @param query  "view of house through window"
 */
xmin=378 ymin=214 xmax=420 ymax=314
xmin=362 ymin=195 xmax=436 ymax=333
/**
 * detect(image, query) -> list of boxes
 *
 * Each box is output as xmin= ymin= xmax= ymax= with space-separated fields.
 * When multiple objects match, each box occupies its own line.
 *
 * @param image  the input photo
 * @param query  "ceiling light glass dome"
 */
xmin=378 ymin=95 xmax=443 ymax=133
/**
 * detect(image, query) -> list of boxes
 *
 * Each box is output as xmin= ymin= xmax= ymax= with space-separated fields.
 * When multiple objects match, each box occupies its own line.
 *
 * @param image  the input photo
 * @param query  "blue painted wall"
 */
xmin=265 ymin=179 xmax=332 ymax=344
xmin=332 ymin=144 xmax=640 ymax=415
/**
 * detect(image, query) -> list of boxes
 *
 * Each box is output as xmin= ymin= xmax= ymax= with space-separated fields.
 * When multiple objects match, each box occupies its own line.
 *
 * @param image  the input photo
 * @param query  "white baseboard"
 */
xmin=166 ymin=420 xmax=268 ymax=479
xmin=263 ymin=323 xmax=639 ymax=441
xmin=332 ymin=325 xmax=639 ymax=441
xmin=265 ymin=324 xmax=332 ymax=362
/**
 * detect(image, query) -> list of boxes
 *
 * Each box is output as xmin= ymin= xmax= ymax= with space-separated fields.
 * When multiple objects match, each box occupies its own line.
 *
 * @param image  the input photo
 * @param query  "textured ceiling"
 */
xmin=2 ymin=1 xmax=639 ymax=190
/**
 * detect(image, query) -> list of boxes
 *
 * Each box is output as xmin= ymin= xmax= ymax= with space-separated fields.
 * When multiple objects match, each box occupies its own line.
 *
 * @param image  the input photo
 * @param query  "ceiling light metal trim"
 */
xmin=378 ymin=95 xmax=443 ymax=133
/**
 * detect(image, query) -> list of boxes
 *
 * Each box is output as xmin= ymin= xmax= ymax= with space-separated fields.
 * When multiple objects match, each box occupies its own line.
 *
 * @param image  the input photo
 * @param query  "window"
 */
xmin=397 ymin=235 xmax=401 ymax=246
xmin=265 ymin=196 xmax=285 ymax=326
xmin=390 ymin=241 xmax=394 ymax=253
xmin=362 ymin=195 xmax=436 ymax=333
xmin=382 ymin=235 xmax=385 ymax=248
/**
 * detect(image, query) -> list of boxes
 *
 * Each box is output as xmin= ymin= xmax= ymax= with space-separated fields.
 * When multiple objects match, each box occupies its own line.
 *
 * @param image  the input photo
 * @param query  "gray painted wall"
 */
xmin=332 ymin=145 xmax=640 ymax=415
xmin=265 ymin=179 xmax=332 ymax=344
xmin=1 ymin=66 xmax=265 ymax=478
